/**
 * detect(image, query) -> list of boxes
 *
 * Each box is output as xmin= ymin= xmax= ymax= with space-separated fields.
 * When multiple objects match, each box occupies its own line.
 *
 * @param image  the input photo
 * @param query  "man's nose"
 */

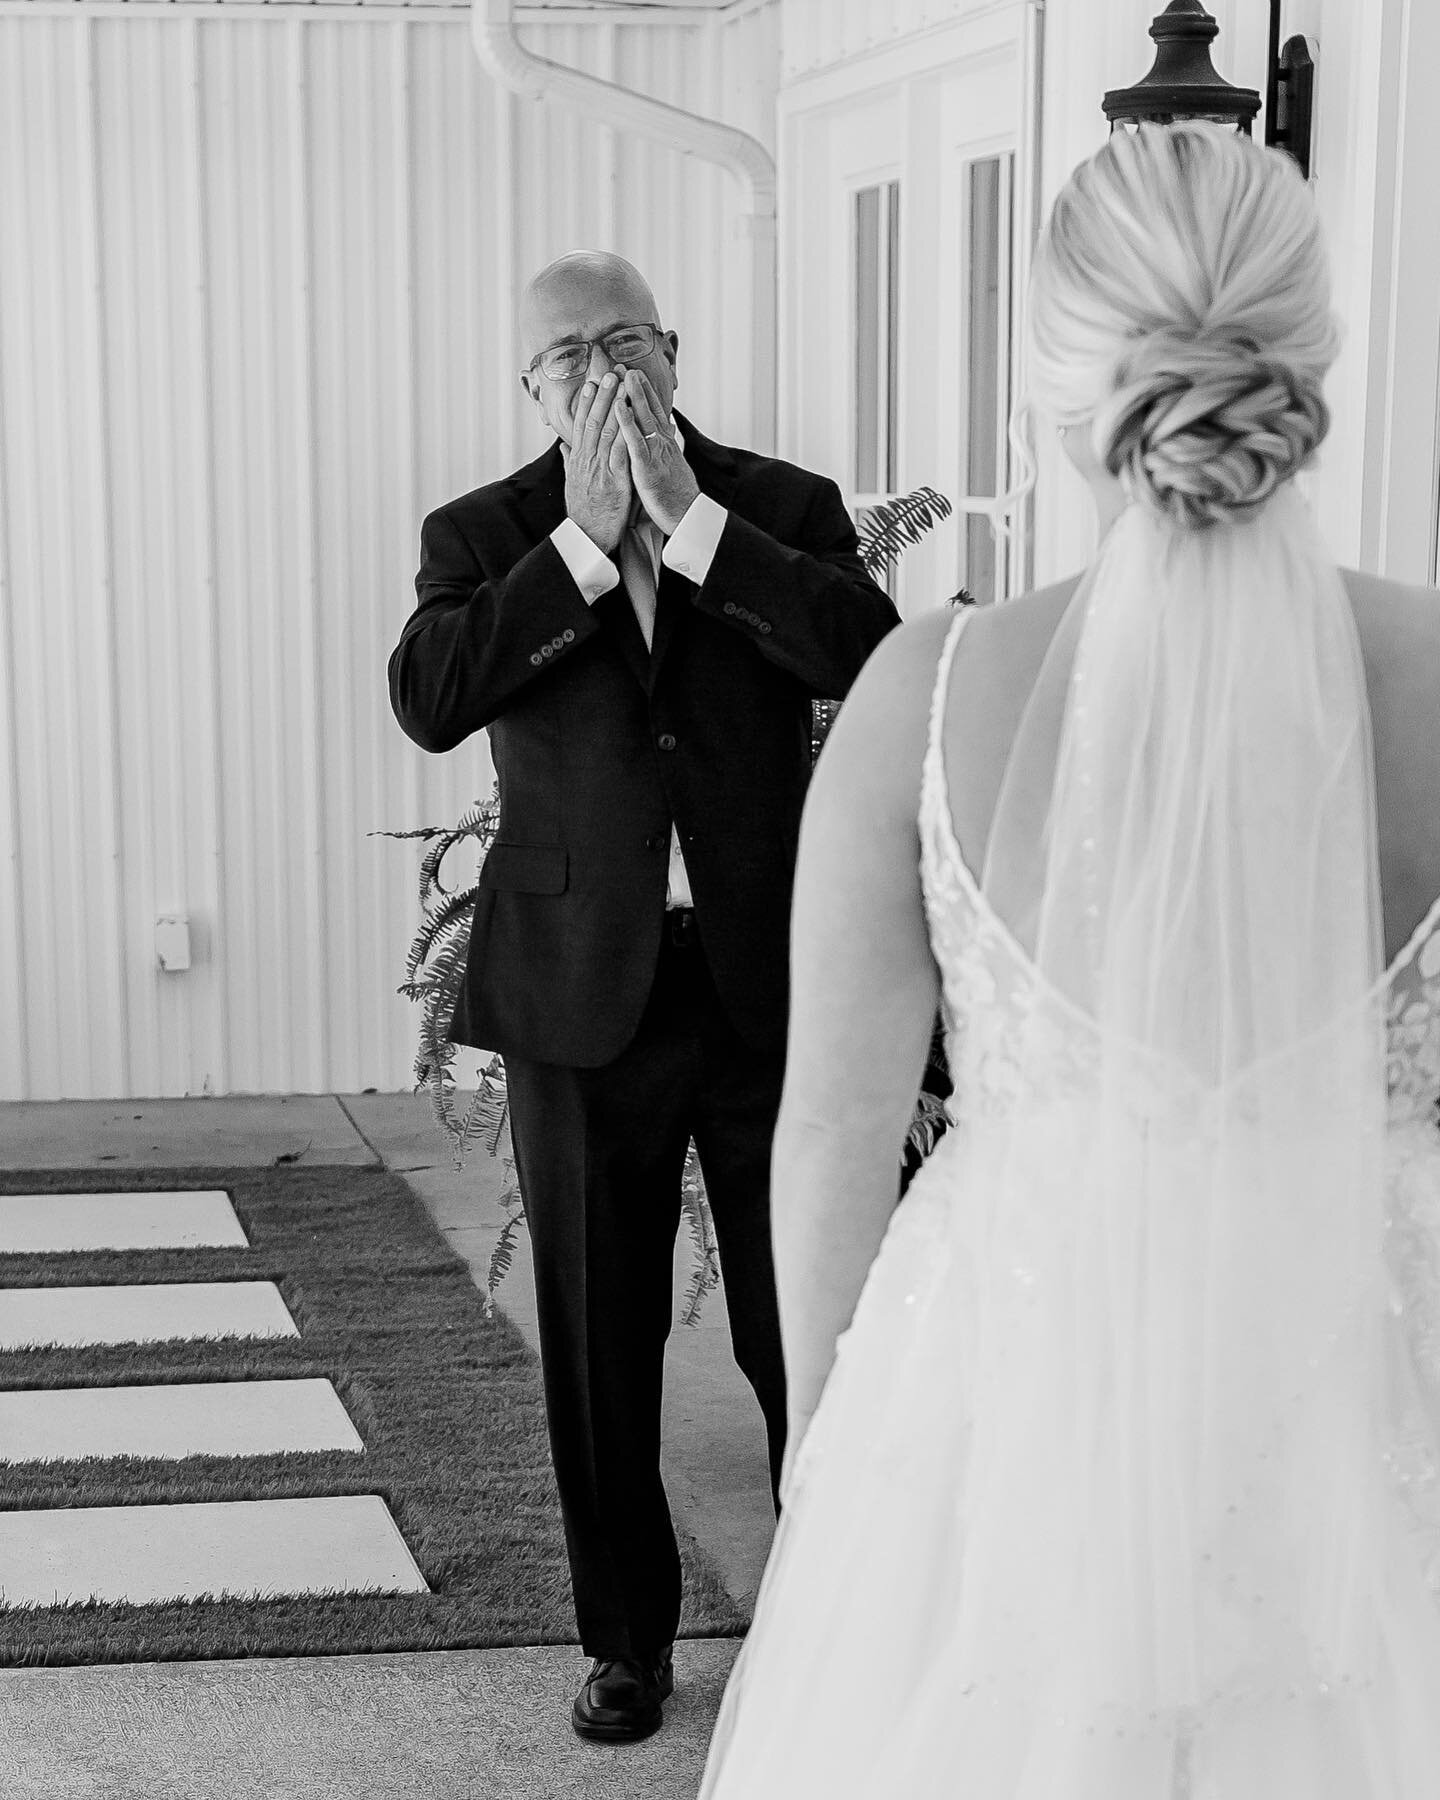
xmin=586 ymin=341 xmax=617 ymax=380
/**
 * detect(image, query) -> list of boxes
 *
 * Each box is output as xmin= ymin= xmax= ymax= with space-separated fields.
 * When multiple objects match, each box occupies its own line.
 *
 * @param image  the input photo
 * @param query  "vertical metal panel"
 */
xmin=175 ymin=13 xmax=229 ymax=1097
xmin=2 ymin=16 xmax=133 ymax=1099
xmin=0 ymin=6 xmax=781 ymax=1099
xmin=74 ymin=20 xmax=132 ymax=1097
xmin=0 ymin=24 xmax=32 ymax=1101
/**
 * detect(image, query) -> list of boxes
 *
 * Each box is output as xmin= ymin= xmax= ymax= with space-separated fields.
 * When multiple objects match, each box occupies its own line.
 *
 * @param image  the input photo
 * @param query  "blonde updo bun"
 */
xmin=1028 ymin=124 xmax=1338 ymax=532
xmin=1098 ymin=327 xmax=1329 ymax=531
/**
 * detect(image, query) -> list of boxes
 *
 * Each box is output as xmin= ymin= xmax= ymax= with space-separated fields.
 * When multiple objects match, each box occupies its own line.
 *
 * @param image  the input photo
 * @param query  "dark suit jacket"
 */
xmin=388 ymin=414 xmax=900 ymax=1067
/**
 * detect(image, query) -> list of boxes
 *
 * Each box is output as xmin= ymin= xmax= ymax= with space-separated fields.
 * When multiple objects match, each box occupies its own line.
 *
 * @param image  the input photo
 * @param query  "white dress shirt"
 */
xmin=548 ymin=441 xmax=726 ymax=910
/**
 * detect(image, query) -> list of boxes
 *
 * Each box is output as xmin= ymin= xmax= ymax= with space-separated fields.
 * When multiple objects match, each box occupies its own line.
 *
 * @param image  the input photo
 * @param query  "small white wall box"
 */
xmin=155 ymin=915 xmax=192 ymax=972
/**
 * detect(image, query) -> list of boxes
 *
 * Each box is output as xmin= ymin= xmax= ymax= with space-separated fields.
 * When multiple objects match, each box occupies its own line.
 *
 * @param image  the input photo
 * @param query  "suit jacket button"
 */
xmin=722 ymin=601 xmax=737 ymax=616
xmin=562 ymin=628 xmax=575 ymax=642
xmin=657 ymin=733 xmax=677 ymax=752
xmin=529 ymin=653 xmax=543 ymax=666
xmin=551 ymin=635 xmax=564 ymax=649
xmin=759 ymin=621 xmax=773 ymax=634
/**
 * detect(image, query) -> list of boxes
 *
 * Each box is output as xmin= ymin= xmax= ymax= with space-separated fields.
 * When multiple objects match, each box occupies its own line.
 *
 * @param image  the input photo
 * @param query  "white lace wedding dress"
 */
xmin=699 ymin=596 xmax=1440 ymax=1799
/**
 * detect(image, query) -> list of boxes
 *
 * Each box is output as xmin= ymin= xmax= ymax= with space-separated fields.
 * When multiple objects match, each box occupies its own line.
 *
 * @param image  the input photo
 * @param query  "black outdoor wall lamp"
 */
xmin=1264 ymin=0 xmax=1315 ymax=178
xmin=1103 ymin=0 xmax=1316 ymax=178
xmin=1103 ymin=1 xmax=1260 ymax=135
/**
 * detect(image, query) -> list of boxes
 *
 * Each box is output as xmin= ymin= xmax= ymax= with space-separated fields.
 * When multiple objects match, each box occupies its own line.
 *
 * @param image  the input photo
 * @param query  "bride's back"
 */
xmin=939 ymin=567 xmax=1440 ymax=968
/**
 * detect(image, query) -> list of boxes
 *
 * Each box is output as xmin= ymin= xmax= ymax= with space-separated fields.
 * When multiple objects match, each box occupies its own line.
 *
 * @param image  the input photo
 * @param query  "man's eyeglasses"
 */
xmin=526 ymin=324 xmax=662 ymax=382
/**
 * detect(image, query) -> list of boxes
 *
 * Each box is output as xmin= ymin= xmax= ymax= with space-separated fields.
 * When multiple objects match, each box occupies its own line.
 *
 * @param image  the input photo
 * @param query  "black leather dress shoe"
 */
xmin=571 ymin=1645 xmax=675 ymax=1742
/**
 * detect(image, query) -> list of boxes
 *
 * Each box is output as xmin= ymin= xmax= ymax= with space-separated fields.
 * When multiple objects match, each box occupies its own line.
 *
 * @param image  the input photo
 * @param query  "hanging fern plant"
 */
xmin=379 ymin=483 xmax=970 ymax=1321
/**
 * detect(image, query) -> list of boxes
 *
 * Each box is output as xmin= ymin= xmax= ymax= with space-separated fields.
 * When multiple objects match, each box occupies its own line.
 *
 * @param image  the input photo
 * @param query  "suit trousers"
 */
xmin=504 ymin=916 xmax=788 ymax=1659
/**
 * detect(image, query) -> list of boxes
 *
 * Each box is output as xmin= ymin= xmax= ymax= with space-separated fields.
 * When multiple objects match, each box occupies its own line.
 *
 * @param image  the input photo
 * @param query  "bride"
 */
xmin=699 ymin=124 xmax=1440 ymax=1797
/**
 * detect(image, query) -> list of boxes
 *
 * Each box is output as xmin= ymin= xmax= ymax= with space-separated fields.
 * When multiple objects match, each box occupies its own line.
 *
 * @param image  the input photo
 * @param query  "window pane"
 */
xmin=1432 ymin=353 xmax=1440 ymax=582
xmin=886 ymin=180 xmax=901 ymax=493
xmin=854 ymin=180 xmax=900 ymax=500
xmin=855 ymin=186 xmax=881 ymax=496
xmin=964 ymin=157 xmax=1009 ymax=602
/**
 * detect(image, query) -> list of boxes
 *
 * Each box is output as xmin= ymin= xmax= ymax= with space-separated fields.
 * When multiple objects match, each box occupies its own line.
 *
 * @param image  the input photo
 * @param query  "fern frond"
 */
xmin=412 ymin=933 xmax=474 ymax=1078
xmin=418 ymin=833 xmax=472 ymax=906
xmin=415 ymin=1001 xmax=460 ymax=1100
xmin=494 ymin=1156 xmax=522 ymax=1215
xmin=677 ymin=1140 xmax=721 ymax=1329
xmin=415 ymin=912 xmax=475 ymax=989
xmin=445 ymin=1079 xmax=505 ymax=1166
xmin=857 ymin=486 xmax=953 ymax=575
xmin=418 ymin=802 xmax=497 ymax=908
xmin=403 ymin=889 xmax=478 ymax=986
xmin=416 ymin=1036 xmax=458 ymax=1109
xmin=456 ymin=793 xmax=502 ymax=839
xmin=480 ymin=1151 xmax=527 ymax=1319
xmin=470 ymin=1054 xmax=512 ymax=1158
xmin=484 ymin=1207 xmax=528 ymax=1320
xmin=904 ymin=1089 xmax=952 ymax=1164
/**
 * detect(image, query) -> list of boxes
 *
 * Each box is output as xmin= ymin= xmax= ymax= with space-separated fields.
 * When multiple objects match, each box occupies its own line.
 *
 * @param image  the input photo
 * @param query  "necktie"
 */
xmin=617 ymin=507 xmax=693 ymax=907
xmin=619 ymin=513 xmax=661 ymax=651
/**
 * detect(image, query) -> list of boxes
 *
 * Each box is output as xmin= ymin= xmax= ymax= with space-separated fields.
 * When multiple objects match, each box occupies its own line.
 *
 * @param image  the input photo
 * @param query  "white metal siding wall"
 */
xmin=0 ymin=2 xmax=779 ymax=1100
xmin=781 ymin=0 xmax=989 ymax=79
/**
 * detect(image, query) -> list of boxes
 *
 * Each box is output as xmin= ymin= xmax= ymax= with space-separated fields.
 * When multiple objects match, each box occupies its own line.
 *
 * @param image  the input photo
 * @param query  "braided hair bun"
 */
xmin=1097 ymin=329 xmax=1329 ymax=531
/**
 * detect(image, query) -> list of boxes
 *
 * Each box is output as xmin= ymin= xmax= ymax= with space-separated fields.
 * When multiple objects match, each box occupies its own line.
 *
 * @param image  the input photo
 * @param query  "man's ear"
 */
xmin=519 ymin=370 xmax=540 ymax=406
xmin=662 ymin=330 xmax=679 ymax=369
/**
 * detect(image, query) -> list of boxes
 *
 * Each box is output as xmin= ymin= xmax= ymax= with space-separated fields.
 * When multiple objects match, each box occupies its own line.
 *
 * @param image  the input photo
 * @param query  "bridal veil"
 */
xmin=948 ymin=126 xmax=1420 ymax=1786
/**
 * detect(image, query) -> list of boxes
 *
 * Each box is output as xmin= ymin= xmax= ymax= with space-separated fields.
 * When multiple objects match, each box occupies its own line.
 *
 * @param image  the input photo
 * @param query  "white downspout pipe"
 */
xmin=472 ymin=0 xmax=778 ymax=453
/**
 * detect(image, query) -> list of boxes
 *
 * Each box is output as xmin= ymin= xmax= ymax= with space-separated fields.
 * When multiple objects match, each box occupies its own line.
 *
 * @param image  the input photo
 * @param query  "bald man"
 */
xmin=389 ymin=253 xmax=898 ymax=1741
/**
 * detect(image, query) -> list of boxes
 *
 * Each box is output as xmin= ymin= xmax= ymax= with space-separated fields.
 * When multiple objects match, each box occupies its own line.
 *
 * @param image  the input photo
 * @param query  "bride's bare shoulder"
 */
xmin=844 ymin=578 xmax=1081 ymax=742
xmin=966 ymin=575 xmax=1081 ymax=645
xmin=1342 ymin=568 xmax=1440 ymax=660
xmin=948 ymin=576 xmax=1083 ymax=715
xmin=1340 ymin=569 xmax=1440 ymax=943
xmin=1341 ymin=569 xmax=1440 ymax=742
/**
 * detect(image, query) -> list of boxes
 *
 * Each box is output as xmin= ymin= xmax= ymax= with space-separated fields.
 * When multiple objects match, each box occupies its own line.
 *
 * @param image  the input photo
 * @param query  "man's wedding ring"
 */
xmin=644 ymin=431 xmax=662 ymax=441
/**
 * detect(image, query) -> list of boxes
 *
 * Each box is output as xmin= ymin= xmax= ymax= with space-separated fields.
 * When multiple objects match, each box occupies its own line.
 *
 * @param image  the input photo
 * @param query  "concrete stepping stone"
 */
xmin=0 ymin=1494 xmax=428 ymax=1606
xmin=0 ymin=1281 xmax=299 ymax=1349
xmin=0 ymin=1190 xmax=248 ymax=1253
xmin=0 ymin=1377 xmax=364 ymax=1462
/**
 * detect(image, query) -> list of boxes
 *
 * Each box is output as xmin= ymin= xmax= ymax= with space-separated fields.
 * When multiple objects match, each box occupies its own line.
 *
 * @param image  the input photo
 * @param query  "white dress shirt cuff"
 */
xmin=662 ymin=491 xmax=728 ymax=585
xmin=551 ymin=517 xmax=620 ymax=605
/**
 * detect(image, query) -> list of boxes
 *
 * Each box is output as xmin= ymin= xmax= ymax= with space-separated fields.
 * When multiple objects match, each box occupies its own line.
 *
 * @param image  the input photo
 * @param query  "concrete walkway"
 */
xmin=0 ymin=1093 xmax=776 ymax=1800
